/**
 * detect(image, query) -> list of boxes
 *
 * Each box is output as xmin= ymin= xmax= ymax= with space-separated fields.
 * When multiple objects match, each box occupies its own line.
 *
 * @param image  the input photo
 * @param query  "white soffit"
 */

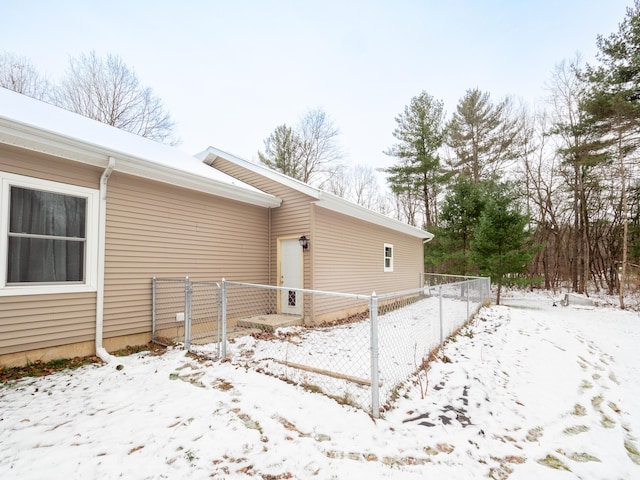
xmin=198 ymin=146 xmax=433 ymax=240
xmin=0 ymin=88 xmax=281 ymax=208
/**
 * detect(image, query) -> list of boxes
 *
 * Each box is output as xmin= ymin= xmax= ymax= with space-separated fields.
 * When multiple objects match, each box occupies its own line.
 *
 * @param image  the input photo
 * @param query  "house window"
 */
xmin=1 ymin=173 xmax=99 ymax=296
xmin=384 ymin=243 xmax=394 ymax=272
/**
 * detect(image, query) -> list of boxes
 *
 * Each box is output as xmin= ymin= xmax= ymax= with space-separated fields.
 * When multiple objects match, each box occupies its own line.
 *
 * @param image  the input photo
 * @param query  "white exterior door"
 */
xmin=279 ymin=238 xmax=303 ymax=315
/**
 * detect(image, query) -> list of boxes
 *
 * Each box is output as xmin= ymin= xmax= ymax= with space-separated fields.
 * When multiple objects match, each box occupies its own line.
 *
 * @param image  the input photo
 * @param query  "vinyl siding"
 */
xmin=313 ymin=206 xmax=424 ymax=320
xmin=0 ymin=293 xmax=97 ymax=354
xmin=103 ymin=172 xmax=270 ymax=338
xmin=212 ymin=158 xmax=426 ymax=323
xmin=0 ymin=145 xmax=101 ymax=355
xmin=0 ymin=144 xmax=102 ymax=187
xmin=1 ymin=145 xmax=273 ymax=355
xmin=213 ymin=158 xmax=314 ymax=290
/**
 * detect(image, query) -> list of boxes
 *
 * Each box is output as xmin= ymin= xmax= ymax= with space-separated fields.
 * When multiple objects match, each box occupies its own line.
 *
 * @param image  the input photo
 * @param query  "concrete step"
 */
xmin=236 ymin=314 xmax=303 ymax=331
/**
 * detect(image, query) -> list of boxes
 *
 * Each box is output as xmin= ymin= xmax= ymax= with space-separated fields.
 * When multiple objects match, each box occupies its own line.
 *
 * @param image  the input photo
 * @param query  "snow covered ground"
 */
xmin=1 ymin=291 xmax=639 ymax=479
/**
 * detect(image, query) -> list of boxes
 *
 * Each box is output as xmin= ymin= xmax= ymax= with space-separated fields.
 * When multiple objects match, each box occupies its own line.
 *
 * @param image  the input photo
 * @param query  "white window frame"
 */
xmin=383 ymin=243 xmax=394 ymax=272
xmin=0 ymin=172 xmax=99 ymax=296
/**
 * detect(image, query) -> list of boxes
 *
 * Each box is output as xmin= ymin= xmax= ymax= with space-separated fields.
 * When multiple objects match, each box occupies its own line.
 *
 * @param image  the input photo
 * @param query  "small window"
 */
xmin=1 ymin=173 xmax=99 ymax=296
xmin=384 ymin=243 xmax=394 ymax=272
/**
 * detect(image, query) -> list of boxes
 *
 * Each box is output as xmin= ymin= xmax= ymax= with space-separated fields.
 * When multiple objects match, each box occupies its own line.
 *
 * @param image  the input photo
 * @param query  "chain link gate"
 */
xmin=152 ymin=277 xmax=222 ymax=357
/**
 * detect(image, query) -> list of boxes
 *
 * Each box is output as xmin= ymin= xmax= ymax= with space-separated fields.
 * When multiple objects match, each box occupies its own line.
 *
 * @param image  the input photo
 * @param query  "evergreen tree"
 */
xmin=258 ymin=124 xmax=302 ymax=179
xmin=447 ymin=89 xmax=522 ymax=183
xmin=471 ymin=183 xmax=534 ymax=304
xmin=383 ymin=91 xmax=446 ymax=228
xmin=431 ymin=176 xmax=487 ymax=274
xmin=258 ymin=109 xmax=341 ymax=186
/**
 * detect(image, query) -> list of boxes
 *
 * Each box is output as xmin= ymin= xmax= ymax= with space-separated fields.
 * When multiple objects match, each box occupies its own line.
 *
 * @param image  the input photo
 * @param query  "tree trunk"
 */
xmin=578 ymin=166 xmax=591 ymax=295
xmin=572 ymin=164 xmax=580 ymax=292
xmin=618 ymin=134 xmax=628 ymax=310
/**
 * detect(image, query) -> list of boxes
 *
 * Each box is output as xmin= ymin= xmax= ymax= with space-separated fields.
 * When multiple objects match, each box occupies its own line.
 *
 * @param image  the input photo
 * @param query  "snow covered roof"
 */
xmin=0 ymin=88 xmax=281 ymax=208
xmin=197 ymin=146 xmax=434 ymax=240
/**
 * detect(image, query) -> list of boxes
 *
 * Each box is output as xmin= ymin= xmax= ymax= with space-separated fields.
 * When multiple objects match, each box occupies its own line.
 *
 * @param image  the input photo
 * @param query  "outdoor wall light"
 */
xmin=299 ymin=235 xmax=309 ymax=250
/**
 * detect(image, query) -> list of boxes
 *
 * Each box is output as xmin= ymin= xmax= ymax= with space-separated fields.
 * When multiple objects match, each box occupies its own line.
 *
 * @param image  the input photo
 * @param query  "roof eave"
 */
xmin=0 ymin=119 xmax=281 ymax=209
xmin=316 ymin=191 xmax=434 ymax=240
xmin=197 ymin=146 xmax=320 ymax=199
xmin=198 ymin=147 xmax=433 ymax=239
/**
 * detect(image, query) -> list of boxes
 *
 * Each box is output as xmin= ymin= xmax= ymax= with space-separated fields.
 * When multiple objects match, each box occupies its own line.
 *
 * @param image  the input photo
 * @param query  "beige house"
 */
xmin=0 ymin=88 xmax=432 ymax=367
xmin=198 ymin=147 xmax=433 ymax=323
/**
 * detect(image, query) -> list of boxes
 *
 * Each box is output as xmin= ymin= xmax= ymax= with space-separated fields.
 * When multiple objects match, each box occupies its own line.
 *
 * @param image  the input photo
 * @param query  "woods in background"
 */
xmin=381 ymin=2 xmax=640 ymax=305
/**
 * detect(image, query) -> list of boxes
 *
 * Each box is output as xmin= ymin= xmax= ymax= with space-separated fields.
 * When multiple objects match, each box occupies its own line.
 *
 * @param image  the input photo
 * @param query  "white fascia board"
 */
xmin=197 ymin=146 xmax=321 ymax=199
xmin=197 ymin=146 xmax=433 ymax=239
xmin=0 ymin=120 xmax=281 ymax=209
xmin=116 ymin=156 xmax=281 ymax=208
xmin=0 ymin=118 xmax=108 ymax=167
xmin=315 ymin=191 xmax=434 ymax=240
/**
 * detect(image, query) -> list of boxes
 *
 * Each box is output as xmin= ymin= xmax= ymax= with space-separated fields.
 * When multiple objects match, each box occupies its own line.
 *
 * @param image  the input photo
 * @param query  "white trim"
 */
xmin=0 ymin=89 xmax=281 ymax=209
xmin=316 ymin=192 xmax=433 ymax=240
xmin=198 ymin=146 xmax=320 ymax=198
xmin=0 ymin=172 xmax=99 ymax=296
xmin=277 ymin=236 xmax=304 ymax=315
xmin=198 ymin=146 xmax=434 ymax=240
xmin=384 ymin=243 xmax=394 ymax=272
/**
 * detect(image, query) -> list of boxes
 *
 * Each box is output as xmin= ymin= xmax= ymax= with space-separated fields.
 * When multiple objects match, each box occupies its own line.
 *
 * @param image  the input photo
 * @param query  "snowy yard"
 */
xmin=1 ymin=292 xmax=639 ymax=479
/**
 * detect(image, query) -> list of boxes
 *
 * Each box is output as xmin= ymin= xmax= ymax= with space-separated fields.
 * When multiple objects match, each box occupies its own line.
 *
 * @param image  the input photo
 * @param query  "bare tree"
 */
xmin=350 ymin=164 xmax=383 ymax=211
xmin=548 ymin=56 xmax=601 ymax=294
xmin=0 ymin=51 xmax=49 ymax=99
xmin=326 ymin=164 xmax=386 ymax=212
xmin=326 ymin=164 xmax=350 ymax=198
xmin=297 ymin=109 xmax=341 ymax=185
xmin=259 ymin=108 xmax=341 ymax=186
xmin=53 ymin=51 xmax=177 ymax=144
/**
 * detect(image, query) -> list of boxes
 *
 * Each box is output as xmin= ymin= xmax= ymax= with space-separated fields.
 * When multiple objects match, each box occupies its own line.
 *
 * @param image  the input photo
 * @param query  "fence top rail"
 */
xmin=152 ymin=277 xmax=190 ymax=282
xmin=376 ymin=278 xmax=486 ymax=301
xmin=223 ymin=280 xmax=372 ymax=301
xmin=424 ymin=273 xmax=488 ymax=280
xmin=376 ymin=286 xmax=425 ymax=300
xmin=190 ymin=281 xmax=221 ymax=287
xmin=424 ymin=279 xmax=487 ymax=290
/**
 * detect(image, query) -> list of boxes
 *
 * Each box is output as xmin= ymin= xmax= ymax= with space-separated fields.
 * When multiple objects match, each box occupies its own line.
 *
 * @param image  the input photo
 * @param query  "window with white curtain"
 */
xmin=1 ymin=172 xmax=99 ymax=296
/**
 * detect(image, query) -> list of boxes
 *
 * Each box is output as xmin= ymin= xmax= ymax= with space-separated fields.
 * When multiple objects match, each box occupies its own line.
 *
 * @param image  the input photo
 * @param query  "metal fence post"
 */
xmin=184 ymin=276 xmax=192 ymax=350
xmin=221 ymin=278 xmax=227 ymax=359
xmin=151 ymin=277 xmax=157 ymax=342
xmin=439 ymin=285 xmax=444 ymax=346
xmin=466 ymin=281 xmax=470 ymax=319
xmin=370 ymin=292 xmax=380 ymax=419
xmin=216 ymin=283 xmax=222 ymax=359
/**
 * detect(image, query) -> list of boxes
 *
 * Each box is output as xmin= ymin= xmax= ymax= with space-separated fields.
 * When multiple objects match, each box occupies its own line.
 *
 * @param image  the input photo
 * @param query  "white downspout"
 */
xmin=96 ymin=156 xmax=116 ymax=363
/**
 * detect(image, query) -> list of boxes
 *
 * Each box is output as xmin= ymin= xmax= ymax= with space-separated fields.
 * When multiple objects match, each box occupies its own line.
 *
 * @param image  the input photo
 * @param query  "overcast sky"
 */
xmin=1 ymin=1 xmax=633 ymax=170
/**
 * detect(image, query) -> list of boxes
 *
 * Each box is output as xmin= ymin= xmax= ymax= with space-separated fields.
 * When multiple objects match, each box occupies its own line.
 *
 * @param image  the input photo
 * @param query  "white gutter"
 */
xmin=96 ymin=157 xmax=116 ymax=363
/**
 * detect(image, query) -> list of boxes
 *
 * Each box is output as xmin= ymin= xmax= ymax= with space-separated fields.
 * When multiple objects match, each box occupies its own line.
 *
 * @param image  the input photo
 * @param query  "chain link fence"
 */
xmin=152 ymin=277 xmax=222 ymax=357
xmin=152 ymin=277 xmax=189 ymax=347
xmin=152 ymin=275 xmax=490 ymax=417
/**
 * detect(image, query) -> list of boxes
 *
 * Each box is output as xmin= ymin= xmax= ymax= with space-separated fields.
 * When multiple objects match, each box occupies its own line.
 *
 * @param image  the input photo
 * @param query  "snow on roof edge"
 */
xmin=198 ymin=146 xmax=433 ymax=239
xmin=0 ymin=88 xmax=280 ymax=208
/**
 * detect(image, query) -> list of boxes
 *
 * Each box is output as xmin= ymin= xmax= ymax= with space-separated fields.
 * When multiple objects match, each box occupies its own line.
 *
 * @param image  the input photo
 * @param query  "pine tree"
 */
xmin=471 ymin=183 xmax=534 ymax=304
xmin=447 ymin=89 xmax=522 ymax=183
xmin=433 ymin=176 xmax=487 ymax=274
xmin=383 ymin=91 xmax=446 ymax=228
